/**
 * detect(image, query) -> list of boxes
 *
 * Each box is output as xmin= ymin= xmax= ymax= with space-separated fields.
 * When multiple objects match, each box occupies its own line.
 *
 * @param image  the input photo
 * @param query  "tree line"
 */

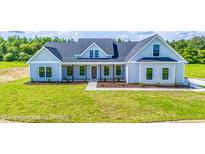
xmin=168 ymin=36 xmax=205 ymax=64
xmin=0 ymin=35 xmax=205 ymax=63
xmin=0 ymin=36 xmax=73 ymax=61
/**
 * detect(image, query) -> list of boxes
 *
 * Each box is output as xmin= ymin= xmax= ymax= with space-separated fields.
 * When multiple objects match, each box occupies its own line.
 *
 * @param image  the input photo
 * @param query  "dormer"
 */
xmin=74 ymin=39 xmax=113 ymax=59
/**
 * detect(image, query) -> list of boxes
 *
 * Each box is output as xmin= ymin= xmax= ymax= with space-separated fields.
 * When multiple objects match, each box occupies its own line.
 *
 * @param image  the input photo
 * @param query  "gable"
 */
xmin=129 ymin=36 xmax=187 ymax=62
xmin=75 ymin=43 xmax=112 ymax=58
xmin=28 ymin=47 xmax=60 ymax=62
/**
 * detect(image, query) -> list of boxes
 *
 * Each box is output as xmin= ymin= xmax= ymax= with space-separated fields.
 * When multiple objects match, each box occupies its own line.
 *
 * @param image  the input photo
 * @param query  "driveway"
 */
xmin=187 ymin=78 xmax=205 ymax=88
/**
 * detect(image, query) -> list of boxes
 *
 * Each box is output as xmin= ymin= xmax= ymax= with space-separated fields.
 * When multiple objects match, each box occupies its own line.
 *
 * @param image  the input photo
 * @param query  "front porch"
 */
xmin=61 ymin=64 xmax=126 ymax=82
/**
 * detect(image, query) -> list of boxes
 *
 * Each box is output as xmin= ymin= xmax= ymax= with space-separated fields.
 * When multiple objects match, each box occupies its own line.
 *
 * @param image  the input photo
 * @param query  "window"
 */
xmin=80 ymin=66 xmax=85 ymax=76
xmin=95 ymin=50 xmax=99 ymax=58
xmin=162 ymin=68 xmax=169 ymax=80
xmin=153 ymin=44 xmax=160 ymax=56
xmin=46 ymin=67 xmax=52 ymax=77
xmin=67 ymin=66 xmax=73 ymax=76
xmin=90 ymin=50 xmax=93 ymax=58
xmin=104 ymin=66 xmax=109 ymax=76
xmin=39 ymin=67 xmax=45 ymax=77
xmin=116 ymin=65 xmax=121 ymax=76
xmin=146 ymin=68 xmax=153 ymax=80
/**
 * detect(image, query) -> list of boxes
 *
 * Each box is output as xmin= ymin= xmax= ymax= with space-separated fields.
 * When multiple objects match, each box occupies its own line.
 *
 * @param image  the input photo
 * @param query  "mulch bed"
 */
xmin=97 ymin=81 xmax=190 ymax=89
xmin=25 ymin=81 xmax=88 ymax=85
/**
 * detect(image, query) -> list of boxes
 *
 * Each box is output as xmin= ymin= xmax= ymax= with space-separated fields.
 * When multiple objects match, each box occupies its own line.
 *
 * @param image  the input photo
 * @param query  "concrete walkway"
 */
xmin=86 ymin=80 xmax=97 ymax=90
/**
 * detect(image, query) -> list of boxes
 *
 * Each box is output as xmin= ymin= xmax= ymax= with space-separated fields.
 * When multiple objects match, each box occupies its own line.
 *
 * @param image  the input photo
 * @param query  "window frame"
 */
xmin=95 ymin=50 xmax=99 ymax=58
xmin=162 ymin=67 xmax=169 ymax=80
xmin=79 ymin=65 xmax=85 ymax=76
xmin=46 ymin=67 xmax=52 ymax=77
xmin=67 ymin=66 xmax=73 ymax=76
xmin=39 ymin=67 xmax=45 ymax=78
xmin=146 ymin=67 xmax=153 ymax=80
xmin=153 ymin=44 xmax=160 ymax=56
xmin=90 ymin=50 xmax=94 ymax=58
xmin=116 ymin=65 xmax=121 ymax=76
xmin=104 ymin=66 xmax=109 ymax=76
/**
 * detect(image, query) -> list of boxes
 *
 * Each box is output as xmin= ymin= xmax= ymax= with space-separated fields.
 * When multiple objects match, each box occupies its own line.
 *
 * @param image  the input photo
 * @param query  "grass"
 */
xmin=185 ymin=64 xmax=205 ymax=78
xmin=0 ymin=78 xmax=205 ymax=122
xmin=0 ymin=62 xmax=204 ymax=122
xmin=0 ymin=61 xmax=27 ymax=69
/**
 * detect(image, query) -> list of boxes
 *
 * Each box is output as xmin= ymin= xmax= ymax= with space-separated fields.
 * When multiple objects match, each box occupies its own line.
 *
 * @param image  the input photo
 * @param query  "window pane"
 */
xmin=80 ymin=66 xmax=85 ymax=76
xmin=153 ymin=44 xmax=160 ymax=56
xmin=116 ymin=65 xmax=121 ymax=75
xmin=67 ymin=66 xmax=73 ymax=76
xmin=95 ymin=50 xmax=99 ymax=58
xmin=104 ymin=66 xmax=109 ymax=76
xmin=39 ymin=67 xmax=45 ymax=77
xmin=90 ymin=50 xmax=93 ymax=58
xmin=146 ymin=68 xmax=153 ymax=80
xmin=46 ymin=67 xmax=52 ymax=77
xmin=162 ymin=68 xmax=169 ymax=80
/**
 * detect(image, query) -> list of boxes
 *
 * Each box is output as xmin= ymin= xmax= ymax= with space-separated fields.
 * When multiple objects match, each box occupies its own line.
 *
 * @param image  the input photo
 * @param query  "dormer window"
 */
xmin=153 ymin=44 xmax=160 ymax=56
xmin=95 ymin=50 xmax=99 ymax=58
xmin=90 ymin=50 xmax=94 ymax=58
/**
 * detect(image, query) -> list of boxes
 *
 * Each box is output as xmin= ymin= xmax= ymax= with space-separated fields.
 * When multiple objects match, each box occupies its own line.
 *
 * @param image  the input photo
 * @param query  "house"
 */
xmin=27 ymin=34 xmax=187 ymax=85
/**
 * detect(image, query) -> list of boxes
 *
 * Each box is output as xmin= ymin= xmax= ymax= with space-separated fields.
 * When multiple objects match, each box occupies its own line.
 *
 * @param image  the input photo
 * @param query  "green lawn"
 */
xmin=0 ymin=61 xmax=27 ymax=69
xmin=0 ymin=78 xmax=205 ymax=122
xmin=185 ymin=64 xmax=205 ymax=78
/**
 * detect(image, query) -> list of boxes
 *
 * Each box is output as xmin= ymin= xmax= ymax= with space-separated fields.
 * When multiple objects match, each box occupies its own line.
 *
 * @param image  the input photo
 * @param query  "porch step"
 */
xmin=86 ymin=81 xmax=97 ymax=90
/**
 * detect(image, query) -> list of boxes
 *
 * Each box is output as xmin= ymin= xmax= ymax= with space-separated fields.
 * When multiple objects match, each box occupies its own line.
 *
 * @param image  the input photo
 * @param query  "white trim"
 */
xmin=59 ymin=64 xmax=62 ymax=81
xmin=145 ymin=66 xmax=154 ymax=82
xmin=129 ymin=61 xmax=178 ymax=64
xmin=156 ymin=35 xmax=188 ymax=63
xmin=152 ymin=43 xmax=160 ymax=57
xmin=29 ymin=61 xmax=60 ymax=64
xmin=74 ymin=42 xmax=112 ymax=57
xmin=126 ymin=64 xmax=129 ymax=83
xmin=127 ymin=35 xmax=158 ymax=62
xmin=139 ymin=63 xmax=141 ymax=83
xmin=160 ymin=66 xmax=171 ymax=81
xmin=62 ymin=62 xmax=125 ymax=65
xmin=90 ymin=65 xmax=98 ymax=79
xmin=27 ymin=47 xmax=61 ymax=63
xmin=127 ymin=34 xmax=187 ymax=63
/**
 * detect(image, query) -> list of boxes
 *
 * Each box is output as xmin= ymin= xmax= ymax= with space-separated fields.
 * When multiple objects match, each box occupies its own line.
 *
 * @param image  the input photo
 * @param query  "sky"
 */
xmin=0 ymin=31 xmax=205 ymax=41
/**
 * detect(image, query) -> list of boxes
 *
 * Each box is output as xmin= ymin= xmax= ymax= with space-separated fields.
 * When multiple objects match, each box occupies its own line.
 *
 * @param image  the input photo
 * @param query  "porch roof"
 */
xmin=137 ymin=57 xmax=177 ymax=62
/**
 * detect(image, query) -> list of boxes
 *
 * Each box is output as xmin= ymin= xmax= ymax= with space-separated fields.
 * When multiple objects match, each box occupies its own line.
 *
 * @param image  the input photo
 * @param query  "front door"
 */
xmin=91 ymin=66 xmax=97 ymax=79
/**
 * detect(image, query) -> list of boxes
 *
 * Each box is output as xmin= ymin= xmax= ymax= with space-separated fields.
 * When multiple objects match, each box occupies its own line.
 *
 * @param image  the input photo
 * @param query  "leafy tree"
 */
xmin=3 ymin=53 xmax=16 ymax=61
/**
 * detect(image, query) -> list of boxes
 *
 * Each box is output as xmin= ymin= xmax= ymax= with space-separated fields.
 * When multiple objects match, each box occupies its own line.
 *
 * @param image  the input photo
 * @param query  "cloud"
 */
xmin=1 ymin=31 xmax=205 ymax=41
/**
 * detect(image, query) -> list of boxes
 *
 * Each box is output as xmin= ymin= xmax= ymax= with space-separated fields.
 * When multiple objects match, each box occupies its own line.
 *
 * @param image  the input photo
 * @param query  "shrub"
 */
xmin=139 ymin=82 xmax=144 ymax=87
xmin=117 ymin=77 xmax=120 ymax=82
xmin=156 ymin=82 xmax=160 ymax=87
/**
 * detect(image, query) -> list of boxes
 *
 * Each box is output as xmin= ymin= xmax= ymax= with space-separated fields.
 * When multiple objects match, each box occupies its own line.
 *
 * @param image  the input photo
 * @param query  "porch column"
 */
xmin=100 ymin=64 xmax=102 ymax=81
xmin=72 ymin=65 xmax=74 ymax=82
xmin=113 ymin=64 xmax=114 ymax=82
xmin=59 ymin=64 xmax=62 ymax=82
xmin=85 ymin=65 xmax=87 ymax=81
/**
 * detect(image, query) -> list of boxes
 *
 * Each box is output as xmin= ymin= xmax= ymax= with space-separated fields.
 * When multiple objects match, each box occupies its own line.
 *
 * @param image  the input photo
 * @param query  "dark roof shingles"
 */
xmin=137 ymin=57 xmax=177 ymax=62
